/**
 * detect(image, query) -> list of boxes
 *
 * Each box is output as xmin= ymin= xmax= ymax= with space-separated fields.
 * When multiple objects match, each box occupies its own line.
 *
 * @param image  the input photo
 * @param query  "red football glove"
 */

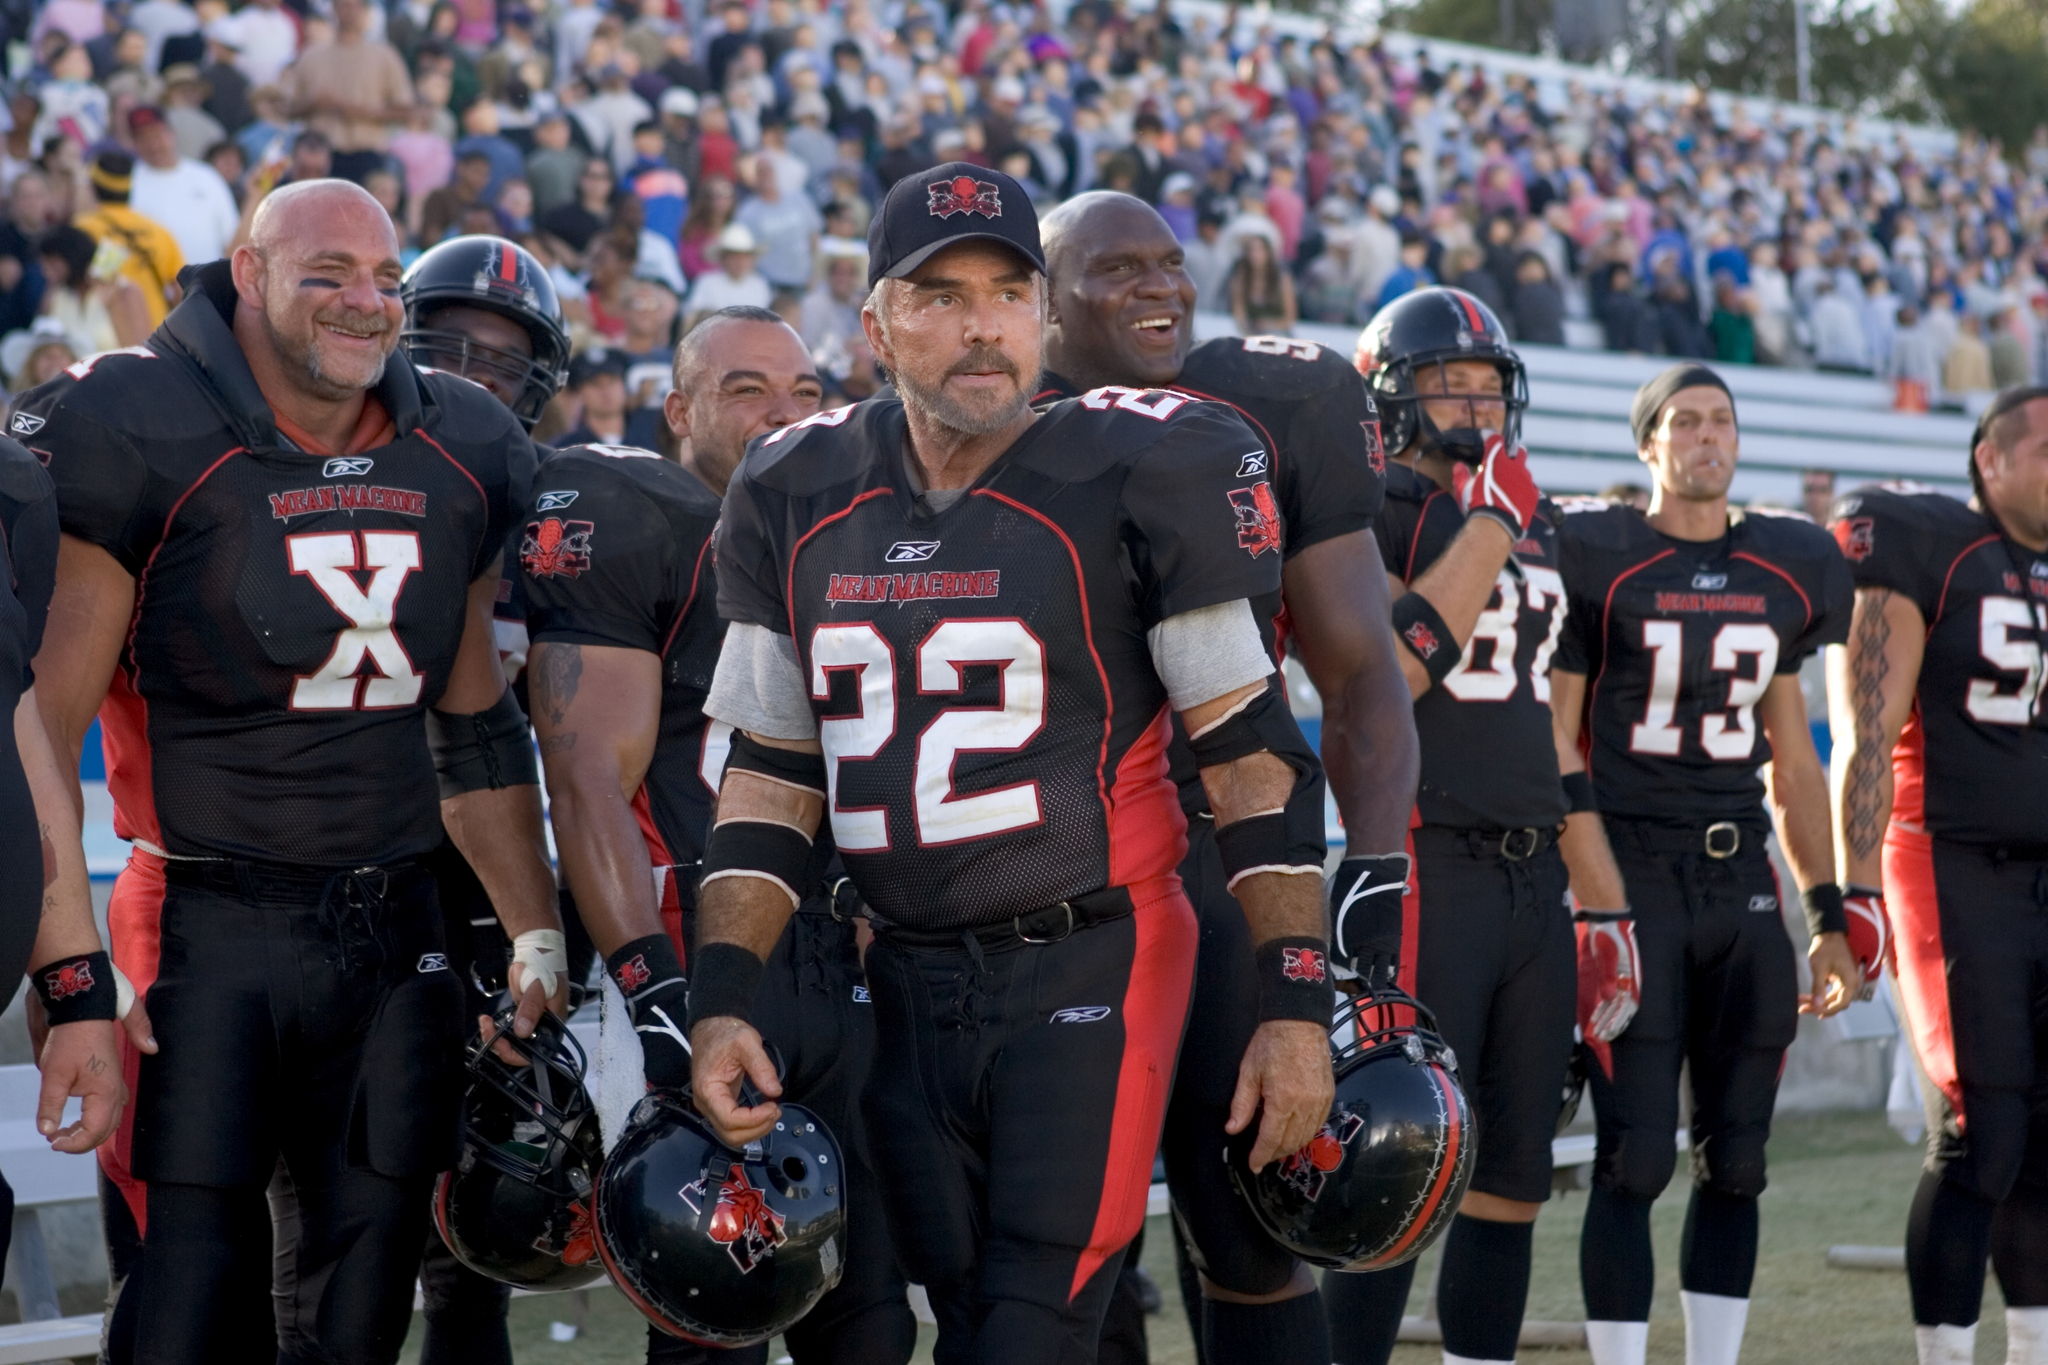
xmin=1451 ymin=434 xmax=1541 ymax=538
xmin=1843 ymin=884 xmax=1890 ymax=1001
xmin=1575 ymin=911 xmax=1641 ymax=1078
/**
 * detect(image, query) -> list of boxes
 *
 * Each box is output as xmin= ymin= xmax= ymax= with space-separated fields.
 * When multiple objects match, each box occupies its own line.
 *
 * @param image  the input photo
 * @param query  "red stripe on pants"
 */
xmin=1069 ymin=876 xmax=1198 ymax=1300
xmin=1885 ymin=825 xmax=1963 ymax=1123
xmin=98 ymin=848 xmax=168 ymax=1237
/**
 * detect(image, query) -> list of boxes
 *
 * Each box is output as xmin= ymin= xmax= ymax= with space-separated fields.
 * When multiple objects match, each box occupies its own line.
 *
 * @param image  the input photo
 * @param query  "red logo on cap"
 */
xmin=928 ymin=175 xmax=1003 ymax=219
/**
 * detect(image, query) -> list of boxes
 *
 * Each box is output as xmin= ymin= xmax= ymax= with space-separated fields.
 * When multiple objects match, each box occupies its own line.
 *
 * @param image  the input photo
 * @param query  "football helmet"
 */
xmin=1228 ymin=986 xmax=1475 ymax=1271
xmin=1354 ymin=286 xmax=1528 ymax=462
xmin=433 ymin=1003 xmax=606 ymax=1291
xmin=401 ymin=235 xmax=571 ymax=427
xmin=594 ymin=1090 xmax=847 ymax=1346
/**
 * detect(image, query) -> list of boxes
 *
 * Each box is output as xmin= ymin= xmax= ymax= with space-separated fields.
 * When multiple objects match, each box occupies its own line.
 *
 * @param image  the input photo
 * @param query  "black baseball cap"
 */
xmin=866 ymin=161 xmax=1046 ymax=290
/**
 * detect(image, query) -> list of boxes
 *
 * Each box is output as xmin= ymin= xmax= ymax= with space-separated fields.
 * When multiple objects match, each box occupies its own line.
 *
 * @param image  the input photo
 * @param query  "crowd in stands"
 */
xmin=1 ymin=0 xmax=2043 ymax=435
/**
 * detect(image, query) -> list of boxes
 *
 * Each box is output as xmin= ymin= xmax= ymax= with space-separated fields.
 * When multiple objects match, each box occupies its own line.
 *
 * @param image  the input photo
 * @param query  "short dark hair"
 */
xmin=1971 ymin=383 xmax=2048 ymax=504
xmin=37 ymin=224 xmax=97 ymax=289
xmin=672 ymin=304 xmax=791 ymax=392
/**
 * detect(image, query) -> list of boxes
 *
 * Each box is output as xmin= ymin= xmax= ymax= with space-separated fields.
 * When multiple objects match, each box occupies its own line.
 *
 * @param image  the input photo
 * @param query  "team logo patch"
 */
xmin=886 ymin=540 xmax=941 ymax=562
xmin=1692 ymin=573 xmax=1728 ymax=590
xmin=417 ymin=953 xmax=449 ymax=973
xmin=1236 ymin=450 xmax=1269 ymax=478
xmin=1403 ymin=620 xmax=1443 ymax=659
xmin=1748 ymin=895 xmax=1778 ymax=912
xmin=1835 ymin=517 xmax=1875 ymax=562
xmin=1360 ymin=419 xmax=1385 ymax=475
xmin=1051 ymin=1006 xmax=1112 ymax=1023
xmin=535 ymin=1198 xmax=597 ymax=1265
xmin=1228 ymin=482 xmax=1282 ymax=557
xmin=322 ymin=456 xmax=374 ymax=478
xmin=681 ymin=1165 xmax=787 ymax=1273
xmin=2006 ymin=572 xmax=2024 ymax=593
xmin=522 ymin=518 xmax=595 ymax=578
xmin=615 ymin=954 xmax=651 ymax=992
xmin=927 ymin=175 xmax=1002 ymax=219
xmin=42 ymin=961 xmax=93 ymax=1000
xmin=270 ymin=484 xmax=427 ymax=520
xmin=535 ymin=490 xmax=580 ymax=511
xmin=1276 ymin=1112 xmax=1365 ymax=1202
xmin=1281 ymin=947 xmax=1327 ymax=984
xmin=8 ymin=412 xmax=44 ymax=436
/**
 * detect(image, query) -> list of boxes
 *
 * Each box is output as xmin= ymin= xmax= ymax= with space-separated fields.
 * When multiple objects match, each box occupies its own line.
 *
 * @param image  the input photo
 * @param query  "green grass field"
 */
xmin=400 ymin=1111 xmax=2007 ymax=1365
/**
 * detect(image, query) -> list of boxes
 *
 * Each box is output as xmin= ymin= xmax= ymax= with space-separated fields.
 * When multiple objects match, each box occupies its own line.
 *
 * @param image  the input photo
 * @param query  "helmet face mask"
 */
xmin=400 ymin=237 xmax=571 ymax=428
xmin=1355 ymin=287 xmax=1530 ymax=462
xmin=1228 ymin=986 xmax=1475 ymax=1272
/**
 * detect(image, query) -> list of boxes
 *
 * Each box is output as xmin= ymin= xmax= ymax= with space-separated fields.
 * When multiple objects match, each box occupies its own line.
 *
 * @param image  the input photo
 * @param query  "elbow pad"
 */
xmin=1188 ymin=680 xmax=1328 ymax=885
xmin=426 ymin=687 xmax=538 ymax=797
xmin=721 ymin=730 xmax=827 ymax=797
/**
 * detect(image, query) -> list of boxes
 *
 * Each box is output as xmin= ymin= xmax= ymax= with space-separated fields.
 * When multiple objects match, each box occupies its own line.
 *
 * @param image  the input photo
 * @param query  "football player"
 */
xmin=19 ymin=180 xmax=567 ymax=1363
xmin=1554 ymin=364 xmax=1859 ymax=1365
xmin=1825 ymin=388 xmax=2048 ymax=1365
xmin=686 ymin=163 xmax=1334 ymax=1364
xmin=1035 ymin=191 xmax=1419 ymax=1365
xmin=398 ymin=233 xmax=573 ymax=1365
xmin=1324 ymin=286 xmax=1637 ymax=1365
xmin=525 ymin=305 xmax=916 ymax=1365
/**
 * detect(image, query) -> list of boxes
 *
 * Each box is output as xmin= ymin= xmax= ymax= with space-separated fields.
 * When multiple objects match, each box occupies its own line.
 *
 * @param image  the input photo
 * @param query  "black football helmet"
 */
xmin=1558 ymin=1038 xmax=1591 ymax=1134
xmin=401 ymin=235 xmax=571 ymax=427
xmin=1353 ymin=286 xmax=1528 ymax=462
xmin=594 ymin=1090 xmax=847 ymax=1346
xmin=1228 ymin=986 xmax=1475 ymax=1271
xmin=433 ymin=1003 xmax=606 ymax=1292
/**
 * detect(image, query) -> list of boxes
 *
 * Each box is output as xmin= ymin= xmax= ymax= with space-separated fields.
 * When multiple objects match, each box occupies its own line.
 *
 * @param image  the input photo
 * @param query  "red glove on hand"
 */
xmin=1575 ymin=912 xmax=1641 ymax=1077
xmin=1843 ymin=884 xmax=1890 ymax=1001
xmin=1450 ymin=434 xmax=1542 ymax=538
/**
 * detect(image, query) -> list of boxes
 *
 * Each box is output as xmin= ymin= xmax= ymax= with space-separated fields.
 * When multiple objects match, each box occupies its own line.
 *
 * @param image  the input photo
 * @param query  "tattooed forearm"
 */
xmin=532 ymin=644 xmax=584 ymax=726
xmin=40 ymin=821 xmax=55 ymax=889
xmin=539 ymin=733 xmax=576 ymax=755
xmin=1844 ymin=589 xmax=1894 ymax=862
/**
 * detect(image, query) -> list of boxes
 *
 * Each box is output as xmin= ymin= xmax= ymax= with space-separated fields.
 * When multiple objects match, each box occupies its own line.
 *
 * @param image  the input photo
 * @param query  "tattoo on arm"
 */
xmin=40 ymin=822 xmax=55 ymax=890
xmin=533 ymin=644 xmax=583 ymax=726
xmin=1845 ymin=589 xmax=1894 ymax=862
xmin=539 ymin=733 xmax=576 ymax=755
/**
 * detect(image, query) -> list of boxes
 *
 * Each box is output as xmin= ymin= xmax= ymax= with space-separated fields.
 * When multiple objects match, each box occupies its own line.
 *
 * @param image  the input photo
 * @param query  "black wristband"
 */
xmin=1802 ymin=884 xmax=1849 ymax=939
xmin=1391 ymin=592 xmax=1460 ymax=685
xmin=607 ymin=934 xmax=692 ymax=1088
xmin=1573 ymin=907 xmax=1631 ymax=923
xmin=1561 ymin=770 xmax=1597 ymax=814
xmin=1254 ymin=936 xmax=1335 ymax=1026
xmin=686 ymin=941 xmax=766 ymax=1031
xmin=31 ymin=951 xmax=117 ymax=1024
xmin=607 ymin=933 xmax=685 ymax=1000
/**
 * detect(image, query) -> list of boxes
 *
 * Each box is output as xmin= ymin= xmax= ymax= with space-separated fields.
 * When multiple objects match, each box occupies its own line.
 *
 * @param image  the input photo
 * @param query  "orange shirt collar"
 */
xmin=270 ymin=393 xmax=398 ymax=457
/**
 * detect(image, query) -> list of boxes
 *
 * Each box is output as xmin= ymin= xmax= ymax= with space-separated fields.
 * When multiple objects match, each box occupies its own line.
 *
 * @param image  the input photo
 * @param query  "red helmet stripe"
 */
xmin=499 ymin=244 xmax=519 ymax=283
xmin=1453 ymin=290 xmax=1486 ymax=334
xmin=1358 ymin=1061 xmax=1465 ymax=1268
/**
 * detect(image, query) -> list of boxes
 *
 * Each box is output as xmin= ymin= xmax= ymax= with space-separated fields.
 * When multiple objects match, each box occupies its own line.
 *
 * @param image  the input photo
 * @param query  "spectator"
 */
xmin=1812 ymin=277 xmax=1873 ymax=373
xmin=1891 ymin=305 xmax=1941 ymax=410
xmin=35 ymin=221 xmax=152 ymax=351
xmin=35 ymin=42 xmax=111 ymax=148
xmin=678 ymin=174 xmax=736 ymax=280
xmin=524 ymin=111 xmax=585 ymax=216
xmin=560 ymin=345 xmax=661 ymax=446
xmin=1598 ymin=261 xmax=1659 ymax=353
xmin=1943 ymin=312 xmax=1994 ymax=396
xmin=1991 ymin=306 xmax=2032 ymax=390
xmin=281 ymin=0 xmax=412 ymax=184
xmin=211 ymin=0 xmax=299 ymax=92
xmin=1352 ymin=185 xmax=1403 ymax=318
xmin=683 ymin=222 xmax=770 ymax=320
xmin=733 ymin=158 xmax=819 ymax=293
xmin=1229 ymin=232 xmax=1296 ymax=336
xmin=1510 ymin=251 xmax=1565 ymax=346
xmin=128 ymin=104 xmax=239 ymax=267
xmin=626 ymin=121 xmax=686 ymax=243
xmin=1749 ymin=241 xmax=1793 ymax=364
xmin=620 ymin=274 xmax=679 ymax=404
xmin=536 ymin=156 xmax=615 ymax=266
xmin=73 ymin=148 xmax=183 ymax=324
xmin=583 ymin=232 xmax=635 ymax=340
xmin=1376 ymin=231 xmax=1435 ymax=314
xmin=451 ymin=98 xmax=525 ymax=199
xmin=198 ymin=26 xmax=254 ymax=135
xmin=418 ymin=148 xmax=494 ymax=246
xmin=1708 ymin=276 xmax=1756 ymax=366
xmin=799 ymin=240 xmax=864 ymax=357
xmin=1800 ymin=470 xmax=1836 ymax=524
xmin=129 ymin=0 xmax=200 ymax=74
xmin=1158 ymin=173 xmax=1198 ymax=243
xmin=1183 ymin=209 xmax=1233 ymax=309
xmin=0 ymin=175 xmax=48 ymax=336
xmin=578 ymin=61 xmax=654 ymax=176
xmin=281 ymin=128 xmax=333 ymax=185
xmin=160 ymin=64 xmax=227 ymax=163
xmin=389 ymin=101 xmax=456 ymax=235
xmin=0 ymin=317 xmax=92 ymax=390
xmin=1445 ymin=243 xmax=1505 ymax=318
xmin=1108 ymin=109 xmax=1169 ymax=204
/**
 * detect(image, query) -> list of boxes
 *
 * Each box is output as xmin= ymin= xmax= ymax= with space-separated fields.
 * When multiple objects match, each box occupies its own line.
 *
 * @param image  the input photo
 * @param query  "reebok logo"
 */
xmin=885 ymin=541 xmax=941 ymax=562
xmin=323 ymin=457 xmax=375 ymax=477
xmin=417 ymin=953 xmax=449 ymax=973
xmin=535 ymin=490 xmax=580 ymax=511
xmin=1749 ymin=895 xmax=1778 ymax=912
xmin=1235 ymin=450 xmax=1269 ymax=478
xmin=1051 ymin=1006 xmax=1112 ymax=1023
xmin=852 ymin=985 xmax=871 ymax=1003
xmin=1692 ymin=573 xmax=1728 ymax=590
xmin=8 ymin=412 xmax=43 ymax=436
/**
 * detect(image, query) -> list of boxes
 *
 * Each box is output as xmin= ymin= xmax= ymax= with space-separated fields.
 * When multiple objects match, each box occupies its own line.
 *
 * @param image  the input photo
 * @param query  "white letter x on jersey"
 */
xmin=287 ymin=531 xmax=424 ymax=709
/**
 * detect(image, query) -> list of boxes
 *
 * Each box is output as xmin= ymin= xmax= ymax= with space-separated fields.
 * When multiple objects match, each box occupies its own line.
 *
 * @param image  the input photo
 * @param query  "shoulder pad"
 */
xmin=1736 ymin=504 xmax=1840 ymax=558
xmin=1828 ymin=482 xmax=1981 ymax=563
xmin=1023 ymin=387 xmax=1261 ymax=480
xmin=543 ymin=443 xmax=723 ymax=515
xmin=0 ymin=435 xmax=51 ymax=504
xmin=1180 ymin=335 xmax=1362 ymax=402
xmin=1552 ymin=494 xmax=1621 ymax=517
xmin=740 ymin=399 xmax=883 ymax=497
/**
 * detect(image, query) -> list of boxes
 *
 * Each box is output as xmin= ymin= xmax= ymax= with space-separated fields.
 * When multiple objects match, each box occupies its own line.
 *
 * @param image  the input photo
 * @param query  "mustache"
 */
xmin=948 ymin=346 xmax=1018 ymax=379
xmin=313 ymin=308 xmax=393 ymax=334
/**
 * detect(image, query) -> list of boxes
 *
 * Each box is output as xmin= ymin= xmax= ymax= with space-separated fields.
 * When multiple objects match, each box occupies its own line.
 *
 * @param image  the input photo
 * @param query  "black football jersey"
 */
xmin=1038 ymin=334 xmax=1386 ymax=811
xmin=1555 ymin=502 xmax=1851 ymax=822
xmin=716 ymin=391 xmax=1280 ymax=930
xmin=1828 ymin=484 xmax=2048 ymax=845
xmin=519 ymin=444 xmax=728 ymax=869
xmin=13 ymin=263 xmax=534 ymax=867
xmin=0 ymin=437 xmax=57 ymax=987
xmin=1377 ymin=463 xmax=1570 ymax=829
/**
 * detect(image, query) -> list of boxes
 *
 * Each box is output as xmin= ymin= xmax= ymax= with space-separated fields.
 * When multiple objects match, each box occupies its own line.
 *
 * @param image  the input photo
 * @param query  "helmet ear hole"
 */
xmin=780 ymin=1155 xmax=809 ymax=1183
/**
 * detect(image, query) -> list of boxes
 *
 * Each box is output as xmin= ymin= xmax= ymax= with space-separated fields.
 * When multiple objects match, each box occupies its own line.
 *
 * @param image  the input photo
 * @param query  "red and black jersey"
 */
xmin=715 ymin=391 xmax=1280 ymax=930
xmin=0 ymin=436 xmax=57 ymax=985
xmin=1555 ymin=501 xmax=1851 ymax=822
xmin=1038 ymin=334 xmax=1386 ymax=811
xmin=519 ymin=444 xmax=727 ymax=869
xmin=1827 ymin=484 xmax=2048 ymax=846
xmin=12 ymin=262 xmax=535 ymax=868
xmin=1377 ymin=463 xmax=1570 ymax=829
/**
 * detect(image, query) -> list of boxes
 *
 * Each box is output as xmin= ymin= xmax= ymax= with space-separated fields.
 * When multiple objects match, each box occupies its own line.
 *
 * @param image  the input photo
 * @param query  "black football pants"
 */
xmin=863 ymin=879 xmax=1196 ymax=1365
xmin=649 ymin=901 xmax=917 ymax=1365
xmin=127 ymin=859 xmax=464 ymax=1365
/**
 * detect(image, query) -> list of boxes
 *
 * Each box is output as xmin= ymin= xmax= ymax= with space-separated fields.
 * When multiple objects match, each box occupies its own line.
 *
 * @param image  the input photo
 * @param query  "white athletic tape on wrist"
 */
xmin=112 ymin=963 xmax=135 ymax=1022
xmin=512 ymin=929 xmax=568 ymax=1001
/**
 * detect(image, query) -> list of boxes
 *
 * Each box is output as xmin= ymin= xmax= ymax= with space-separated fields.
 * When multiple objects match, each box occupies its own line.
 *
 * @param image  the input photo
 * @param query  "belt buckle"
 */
xmin=826 ymin=876 xmax=857 ymax=922
xmin=1017 ymin=902 xmax=1075 ymax=945
xmin=1500 ymin=828 xmax=1540 ymax=861
xmin=1704 ymin=822 xmax=1741 ymax=859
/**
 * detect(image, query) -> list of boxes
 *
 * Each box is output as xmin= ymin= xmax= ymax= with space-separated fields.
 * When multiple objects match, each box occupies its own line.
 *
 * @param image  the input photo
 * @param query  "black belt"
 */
xmin=165 ymin=855 xmax=422 ymax=892
xmin=873 ymin=885 xmax=1134 ymax=951
xmin=1610 ymin=817 xmax=1767 ymax=860
xmin=1419 ymin=824 xmax=1563 ymax=862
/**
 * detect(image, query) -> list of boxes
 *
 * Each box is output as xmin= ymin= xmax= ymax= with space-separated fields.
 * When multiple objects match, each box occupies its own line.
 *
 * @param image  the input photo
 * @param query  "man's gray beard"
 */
xmin=894 ymin=362 xmax=1039 ymax=438
xmin=264 ymin=305 xmax=392 ymax=402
